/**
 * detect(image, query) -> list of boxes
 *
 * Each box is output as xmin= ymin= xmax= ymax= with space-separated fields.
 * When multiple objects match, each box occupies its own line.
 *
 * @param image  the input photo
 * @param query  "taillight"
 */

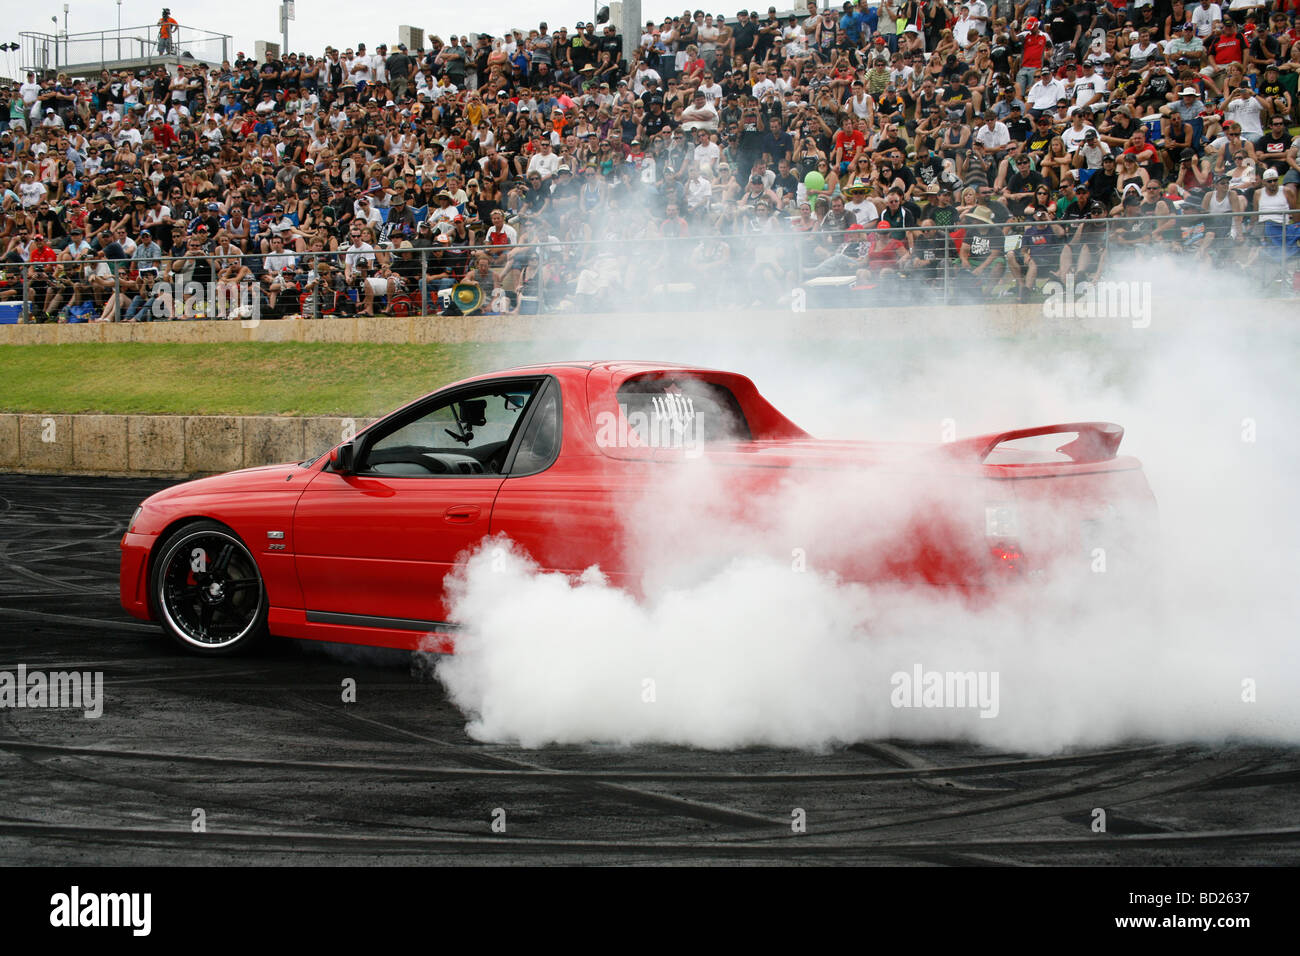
xmin=988 ymin=542 xmax=1024 ymax=574
xmin=985 ymin=504 xmax=1022 ymax=575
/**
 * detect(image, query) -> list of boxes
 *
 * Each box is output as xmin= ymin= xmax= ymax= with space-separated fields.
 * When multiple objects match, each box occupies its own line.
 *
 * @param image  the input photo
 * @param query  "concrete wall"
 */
xmin=0 ymin=414 xmax=370 ymax=478
xmin=2 ymin=298 xmax=1294 ymax=476
xmin=2 ymin=299 xmax=1294 ymax=346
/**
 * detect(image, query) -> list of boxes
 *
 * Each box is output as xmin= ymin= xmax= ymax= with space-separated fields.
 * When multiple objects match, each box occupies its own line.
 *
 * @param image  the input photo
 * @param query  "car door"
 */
xmin=292 ymin=376 xmax=545 ymax=628
xmin=489 ymin=376 xmax=646 ymax=592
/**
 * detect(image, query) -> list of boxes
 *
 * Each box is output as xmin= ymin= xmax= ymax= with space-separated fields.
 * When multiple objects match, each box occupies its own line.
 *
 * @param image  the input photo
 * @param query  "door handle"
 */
xmin=443 ymin=505 xmax=481 ymax=523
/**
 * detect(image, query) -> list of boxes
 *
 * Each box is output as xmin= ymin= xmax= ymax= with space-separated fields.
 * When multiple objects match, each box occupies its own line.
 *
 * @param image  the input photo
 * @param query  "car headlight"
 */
xmin=128 ymin=506 xmax=143 ymax=533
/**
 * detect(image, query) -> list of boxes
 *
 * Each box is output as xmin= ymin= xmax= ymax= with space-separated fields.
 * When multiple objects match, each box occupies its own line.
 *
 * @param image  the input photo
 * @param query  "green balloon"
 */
xmin=804 ymin=171 xmax=826 ymax=193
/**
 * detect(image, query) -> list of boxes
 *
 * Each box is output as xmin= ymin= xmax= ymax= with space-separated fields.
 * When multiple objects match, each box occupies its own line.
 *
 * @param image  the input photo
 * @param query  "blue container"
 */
xmin=0 ymin=303 xmax=23 ymax=324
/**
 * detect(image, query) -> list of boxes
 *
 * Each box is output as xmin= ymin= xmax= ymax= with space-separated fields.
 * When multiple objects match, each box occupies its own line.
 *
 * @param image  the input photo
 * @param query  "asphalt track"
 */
xmin=0 ymin=473 xmax=1297 ymax=865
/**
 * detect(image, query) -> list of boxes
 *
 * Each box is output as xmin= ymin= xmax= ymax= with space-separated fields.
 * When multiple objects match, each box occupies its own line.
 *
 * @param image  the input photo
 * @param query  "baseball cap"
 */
xmin=1263 ymin=168 xmax=1280 ymax=180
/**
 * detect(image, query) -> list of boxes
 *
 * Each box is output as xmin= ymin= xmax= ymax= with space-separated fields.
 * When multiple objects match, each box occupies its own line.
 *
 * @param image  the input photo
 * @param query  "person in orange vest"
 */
xmin=157 ymin=9 xmax=178 ymax=55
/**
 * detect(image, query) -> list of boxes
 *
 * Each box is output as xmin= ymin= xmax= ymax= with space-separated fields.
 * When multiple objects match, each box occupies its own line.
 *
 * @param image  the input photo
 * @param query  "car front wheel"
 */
xmin=151 ymin=520 xmax=268 ymax=655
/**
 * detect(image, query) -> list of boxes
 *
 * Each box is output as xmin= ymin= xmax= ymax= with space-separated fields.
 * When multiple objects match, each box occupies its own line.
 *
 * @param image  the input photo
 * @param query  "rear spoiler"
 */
xmin=941 ymin=422 xmax=1125 ymax=464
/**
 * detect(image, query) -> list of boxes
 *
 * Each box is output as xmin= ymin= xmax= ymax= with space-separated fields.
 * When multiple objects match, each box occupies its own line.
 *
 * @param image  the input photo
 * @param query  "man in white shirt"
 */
xmin=1071 ymin=60 xmax=1107 ymax=110
xmin=1223 ymin=87 xmax=1265 ymax=137
xmin=526 ymin=140 xmax=561 ymax=180
xmin=685 ymin=163 xmax=713 ymax=212
xmin=201 ymin=117 xmax=224 ymax=146
xmin=18 ymin=170 xmax=47 ymax=209
xmin=166 ymin=103 xmax=191 ymax=130
xmin=115 ymin=117 xmax=143 ymax=147
xmin=1190 ymin=0 xmax=1222 ymax=38
xmin=692 ymin=128 xmax=721 ymax=172
xmin=973 ymin=111 xmax=1013 ymax=157
xmin=751 ymin=67 xmax=779 ymax=100
xmin=349 ymin=44 xmax=372 ymax=90
xmin=143 ymin=197 xmax=172 ymax=235
xmin=1026 ymin=68 xmax=1067 ymax=114
xmin=696 ymin=75 xmax=723 ymax=105
xmin=843 ymin=184 xmax=878 ymax=225
xmin=678 ymin=91 xmax=719 ymax=132
xmin=1129 ymin=30 xmax=1160 ymax=67
xmin=1072 ymin=127 xmax=1111 ymax=168
xmin=953 ymin=6 xmax=980 ymax=48
xmin=426 ymin=191 xmax=459 ymax=229
xmin=1060 ymin=108 xmax=1098 ymax=151
xmin=18 ymin=73 xmax=40 ymax=127
xmin=632 ymin=62 xmax=662 ymax=96
xmin=342 ymin=229 xmax=375 ymax=275
xmin=352 ymin=194 xmax=384 ymax=229
xmin=260 ymin=234 xmax=298 ymax=313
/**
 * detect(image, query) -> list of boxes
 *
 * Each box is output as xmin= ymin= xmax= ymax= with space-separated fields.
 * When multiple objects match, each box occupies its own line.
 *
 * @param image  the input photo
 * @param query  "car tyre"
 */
xmin=151 ymin=520 xmax=268 ymax=656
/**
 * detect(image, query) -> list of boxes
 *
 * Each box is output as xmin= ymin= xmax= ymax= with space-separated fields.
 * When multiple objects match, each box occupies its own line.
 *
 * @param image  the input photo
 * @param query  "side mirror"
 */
xmin=330 ymin=442 xmax=356 ymax=474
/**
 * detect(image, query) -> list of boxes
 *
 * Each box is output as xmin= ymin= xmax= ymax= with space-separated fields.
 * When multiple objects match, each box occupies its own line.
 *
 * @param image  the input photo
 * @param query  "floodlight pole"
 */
xmin=280 ymin=1 xmax=294 ymax=57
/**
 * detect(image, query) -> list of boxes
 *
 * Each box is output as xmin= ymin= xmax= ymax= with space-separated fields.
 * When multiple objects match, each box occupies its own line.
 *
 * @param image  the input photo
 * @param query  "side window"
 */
xmin=362 ymin=381 xmax=538 ymax=476
xmin=510 ymin=385 xmax=561 ymax=474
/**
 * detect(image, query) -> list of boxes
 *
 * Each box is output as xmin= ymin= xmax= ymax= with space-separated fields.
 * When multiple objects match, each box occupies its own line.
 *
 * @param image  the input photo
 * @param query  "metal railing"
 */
xmin=20 ymin=24 xmax=231 ymax=77
xmin=3 ymin=208 xmax=1296 ymax=323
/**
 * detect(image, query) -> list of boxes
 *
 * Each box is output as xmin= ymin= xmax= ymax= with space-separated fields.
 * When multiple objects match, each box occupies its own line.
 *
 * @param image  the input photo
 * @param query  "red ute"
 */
xmin=120 ymin=362 xmax=1157 ymax=655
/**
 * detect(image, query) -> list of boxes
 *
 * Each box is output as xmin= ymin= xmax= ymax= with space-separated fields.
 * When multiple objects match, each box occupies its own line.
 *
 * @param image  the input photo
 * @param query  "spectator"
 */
xmin=2 ymin=9 xmax=1292 ymax=322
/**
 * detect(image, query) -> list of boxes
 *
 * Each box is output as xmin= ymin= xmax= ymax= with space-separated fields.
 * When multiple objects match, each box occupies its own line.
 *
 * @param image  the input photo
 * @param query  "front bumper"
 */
xmin=119 ymin=531 xmax=158 ymax=621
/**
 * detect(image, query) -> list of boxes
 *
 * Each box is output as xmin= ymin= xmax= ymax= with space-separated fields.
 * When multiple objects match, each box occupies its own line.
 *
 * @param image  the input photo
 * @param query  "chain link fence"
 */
xmin=3 ymin=208 xmax=1296 ymax=324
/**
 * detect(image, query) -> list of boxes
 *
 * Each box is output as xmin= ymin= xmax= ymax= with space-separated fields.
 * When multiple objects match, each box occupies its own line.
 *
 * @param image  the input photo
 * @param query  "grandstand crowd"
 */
xmin=2 ymin=0 xmax=1299 ymax=318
